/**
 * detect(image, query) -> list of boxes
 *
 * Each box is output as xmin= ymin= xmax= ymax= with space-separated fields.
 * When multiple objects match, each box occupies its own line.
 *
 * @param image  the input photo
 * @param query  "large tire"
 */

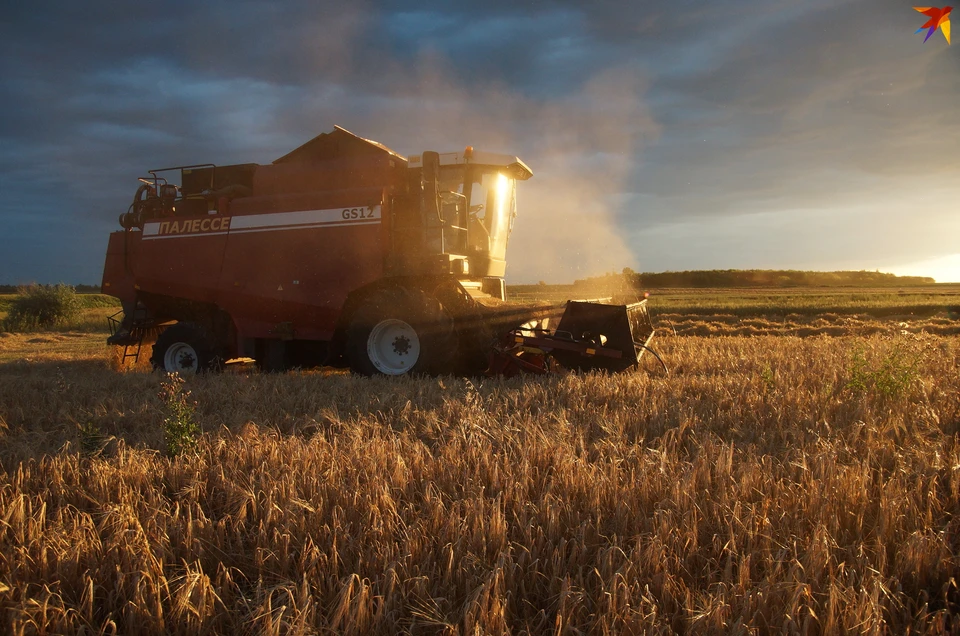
xmin=346 ymin=288 xmax=457 ymax=376
xmin=151 ymin=322 xmax=220 ymax=374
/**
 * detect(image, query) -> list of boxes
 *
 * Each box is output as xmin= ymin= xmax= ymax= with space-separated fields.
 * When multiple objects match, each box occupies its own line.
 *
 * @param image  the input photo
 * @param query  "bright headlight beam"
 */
xmin=495 ymin=172 xmax=510 ymax=227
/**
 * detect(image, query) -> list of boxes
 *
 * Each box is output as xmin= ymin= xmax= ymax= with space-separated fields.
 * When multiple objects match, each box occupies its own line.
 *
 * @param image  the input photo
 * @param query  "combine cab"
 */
xmin=102 ymin=126 xmax=656 ymax=375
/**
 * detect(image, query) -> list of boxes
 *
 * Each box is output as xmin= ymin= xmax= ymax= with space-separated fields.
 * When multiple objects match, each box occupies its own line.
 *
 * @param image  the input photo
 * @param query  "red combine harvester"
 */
xmin=102 ymin=126 xmax=656 ymax=375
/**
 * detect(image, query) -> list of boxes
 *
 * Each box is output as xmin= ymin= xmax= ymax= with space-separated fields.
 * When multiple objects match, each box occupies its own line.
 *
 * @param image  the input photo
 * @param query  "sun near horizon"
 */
xmin=887 ymin=253 xmax=960 ymax=283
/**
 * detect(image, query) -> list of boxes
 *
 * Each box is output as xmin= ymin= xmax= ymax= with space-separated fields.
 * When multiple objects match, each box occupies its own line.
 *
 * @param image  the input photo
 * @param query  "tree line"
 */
xmin=576 ymin=269 xmax=936 ymax=289
xmin=0 ymin=284 xmax=101 ymax=294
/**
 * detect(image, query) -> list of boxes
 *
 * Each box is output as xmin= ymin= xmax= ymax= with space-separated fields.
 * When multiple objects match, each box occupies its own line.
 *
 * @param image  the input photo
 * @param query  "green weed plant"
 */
xmin=2 ymin=284 xmax=81 ymax=331
xmin=158 ymin=373 xmax=201 ymax=456
xmin=846 ymin=337 xmax=924 ymax=399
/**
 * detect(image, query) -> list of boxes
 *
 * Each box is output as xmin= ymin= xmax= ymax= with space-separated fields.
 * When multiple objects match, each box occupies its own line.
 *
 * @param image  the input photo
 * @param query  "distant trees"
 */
xmin=574 ymin=269 xmax=936 ymax=289
xmin=0 ymin=283 xmax=100 ymax=294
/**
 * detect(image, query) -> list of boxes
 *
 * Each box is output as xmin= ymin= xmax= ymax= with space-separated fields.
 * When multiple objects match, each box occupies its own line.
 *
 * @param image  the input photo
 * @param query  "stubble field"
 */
xmin=1 ymin=288 xmax=959 ymax=634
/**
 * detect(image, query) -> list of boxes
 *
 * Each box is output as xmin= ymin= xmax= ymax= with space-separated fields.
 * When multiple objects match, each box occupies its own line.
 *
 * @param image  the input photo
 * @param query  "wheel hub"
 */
xmin=393 ymin=335 xmax=411 ymax=356
xmin=164 ymin=342 xmax=200 ymax=374
xmin=367 ymin=319 xmax=421 ymax=375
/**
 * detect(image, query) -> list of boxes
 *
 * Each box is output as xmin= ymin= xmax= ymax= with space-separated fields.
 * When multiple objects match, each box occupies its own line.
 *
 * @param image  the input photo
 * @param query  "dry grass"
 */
xmin=1 ymin=331 xmax=958 ymax=634
xmin=509 ymin=285 xmax=960 ymax=319
xmin=656 ymin=312 xmax=960 ymax=338
xmin=0 ymin=332 xmax=109 ymax=364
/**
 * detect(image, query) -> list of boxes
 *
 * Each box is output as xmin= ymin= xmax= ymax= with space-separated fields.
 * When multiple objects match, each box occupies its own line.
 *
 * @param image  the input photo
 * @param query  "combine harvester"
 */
xmin=102 ymin=126 xmax=656 ymax=375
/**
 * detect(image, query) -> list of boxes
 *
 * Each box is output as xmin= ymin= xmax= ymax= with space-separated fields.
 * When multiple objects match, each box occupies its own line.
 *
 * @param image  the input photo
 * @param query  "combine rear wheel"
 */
xmin=347 ymin=288 xmax=457 ymax=376
xmin=151 ymin=322 xmax=220 ymax=374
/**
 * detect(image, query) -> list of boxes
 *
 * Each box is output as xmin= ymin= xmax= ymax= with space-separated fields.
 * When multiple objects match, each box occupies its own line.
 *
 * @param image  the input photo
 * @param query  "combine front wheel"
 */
xmin=366 ymin=318 xmax=422 ymax=375
xmin=347 ymin=289 xmax=456 ymax=376
xmin=151 ymin=322 xmax=220 ymax=374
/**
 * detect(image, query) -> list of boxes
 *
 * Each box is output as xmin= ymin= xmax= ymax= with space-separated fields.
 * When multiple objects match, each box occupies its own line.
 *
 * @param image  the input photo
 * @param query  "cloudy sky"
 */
xmin=2 ymin=0 xmax=958 ymax=284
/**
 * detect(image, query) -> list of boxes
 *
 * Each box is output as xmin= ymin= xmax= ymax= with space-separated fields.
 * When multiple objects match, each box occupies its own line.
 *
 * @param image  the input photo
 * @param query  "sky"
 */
xmin=1 ymin=0 xmax=958 ymax=284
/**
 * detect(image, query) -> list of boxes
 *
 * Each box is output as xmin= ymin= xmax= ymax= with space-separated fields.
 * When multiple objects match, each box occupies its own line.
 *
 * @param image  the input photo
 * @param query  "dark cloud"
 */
xmin=1 ymin=0 xmax=958 ymax=283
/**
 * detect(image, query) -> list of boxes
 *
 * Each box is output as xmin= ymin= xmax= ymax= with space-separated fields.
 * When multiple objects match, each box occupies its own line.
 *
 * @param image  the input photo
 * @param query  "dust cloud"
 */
xmin=288 ymin=45 xmax=659 ymax=284
xmin=511 ymin=72 xmax=658 ymax=283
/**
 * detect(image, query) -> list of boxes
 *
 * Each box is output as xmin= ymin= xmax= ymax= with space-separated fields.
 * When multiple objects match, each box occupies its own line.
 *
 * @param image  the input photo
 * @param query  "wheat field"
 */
xmin=1 ymin=319 xmax=959 ymax=633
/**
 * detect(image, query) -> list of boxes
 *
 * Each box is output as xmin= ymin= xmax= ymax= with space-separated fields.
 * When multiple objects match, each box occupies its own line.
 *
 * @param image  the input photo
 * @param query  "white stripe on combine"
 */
xmin=230 ymin=206 xmax=381 ymax=230
xmin=140 ymin=205 xmax=381 ymax=240
xmin=142 ymin=231 xmax=230 ymax=241
xmin=228 ymin=219 xmax=380 ymax=234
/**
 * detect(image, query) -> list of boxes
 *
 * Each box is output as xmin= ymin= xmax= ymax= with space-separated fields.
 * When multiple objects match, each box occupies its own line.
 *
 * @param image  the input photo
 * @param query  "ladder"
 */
xmin=107 ymin=305 xmax=156 ymax=364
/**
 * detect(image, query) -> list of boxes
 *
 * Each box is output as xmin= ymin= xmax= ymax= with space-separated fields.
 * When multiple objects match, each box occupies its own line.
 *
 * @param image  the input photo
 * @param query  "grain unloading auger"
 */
xmin=101 ymin=126 xmax=658 ymax=376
